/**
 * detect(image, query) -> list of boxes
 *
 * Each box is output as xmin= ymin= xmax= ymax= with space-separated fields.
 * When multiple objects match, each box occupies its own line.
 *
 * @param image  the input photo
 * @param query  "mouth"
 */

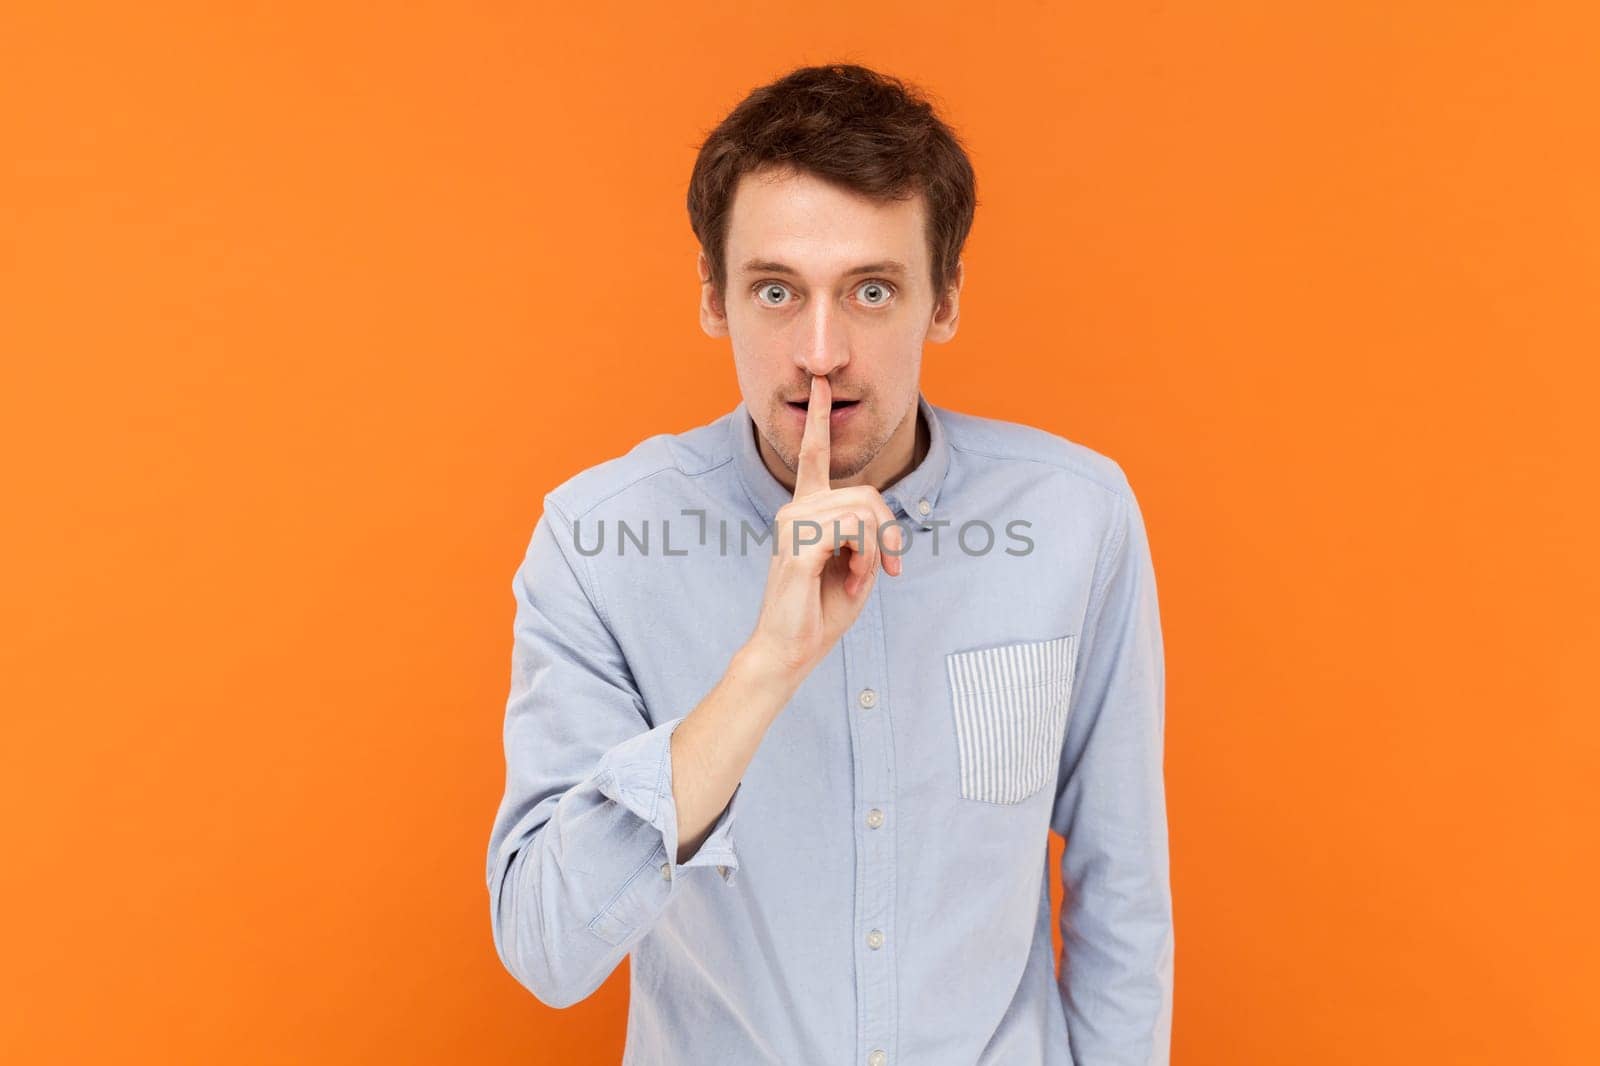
xmin=786 ymin=396 xmax=863 ymax=428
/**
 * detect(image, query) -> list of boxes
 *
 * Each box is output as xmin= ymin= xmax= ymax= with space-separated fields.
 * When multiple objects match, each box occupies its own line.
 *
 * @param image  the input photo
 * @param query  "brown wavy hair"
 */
xmin=687 ymin=63 xmax=978 ymax=312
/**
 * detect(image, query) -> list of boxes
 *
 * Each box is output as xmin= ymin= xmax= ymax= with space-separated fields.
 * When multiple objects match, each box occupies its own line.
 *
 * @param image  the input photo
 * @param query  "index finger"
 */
xmin=792 ymin=374 xmax=831 ymax=499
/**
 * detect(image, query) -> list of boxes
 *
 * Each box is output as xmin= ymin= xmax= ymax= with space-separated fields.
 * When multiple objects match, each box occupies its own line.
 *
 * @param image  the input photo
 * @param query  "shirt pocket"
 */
xmin=944 ymin=634 xmax=1078 ymax=805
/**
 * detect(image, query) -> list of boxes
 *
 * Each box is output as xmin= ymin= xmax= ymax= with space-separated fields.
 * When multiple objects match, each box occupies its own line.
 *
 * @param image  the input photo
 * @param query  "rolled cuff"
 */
xmin=593 ymin=714 xmax=743 ymax=885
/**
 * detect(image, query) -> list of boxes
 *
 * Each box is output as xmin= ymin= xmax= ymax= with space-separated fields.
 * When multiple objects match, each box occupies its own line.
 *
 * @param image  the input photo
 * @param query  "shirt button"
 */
xmin=866 ymin=929 xmax=884 ymax=949
xmin=869 ymin=1050 xmax=887 ymax=1066
xmin=716 ymin=864 xmax=728 ymax=878
xmin=917 ymin=499 xmax=931 ymax=516
xmin=660 ymin=863 xmax=672 ymax=880
xmin=865 ymin=808 xmax=884 ymax=828
xmin=858 ymin=688 xmax=877 ymax=709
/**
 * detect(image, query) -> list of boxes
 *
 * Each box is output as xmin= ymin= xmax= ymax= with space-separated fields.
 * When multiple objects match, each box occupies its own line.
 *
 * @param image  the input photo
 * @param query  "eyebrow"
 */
xmin=739 ymin=258 xmax=909 ymax=279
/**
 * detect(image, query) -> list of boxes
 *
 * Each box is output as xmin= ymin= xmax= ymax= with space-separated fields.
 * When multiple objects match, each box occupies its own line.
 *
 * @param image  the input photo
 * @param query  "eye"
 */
xmin=855 ymin=279 xmax=895 ymax=307
xmin=753 ymin=282 xmax=793 ymax=308
xmin=751 ymin=278 xmax=897 ymax=309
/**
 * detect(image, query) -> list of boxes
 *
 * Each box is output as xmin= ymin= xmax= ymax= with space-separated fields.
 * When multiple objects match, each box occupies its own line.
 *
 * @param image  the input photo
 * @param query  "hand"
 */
xmin=746 ymin=374 xmax=905 ymax=679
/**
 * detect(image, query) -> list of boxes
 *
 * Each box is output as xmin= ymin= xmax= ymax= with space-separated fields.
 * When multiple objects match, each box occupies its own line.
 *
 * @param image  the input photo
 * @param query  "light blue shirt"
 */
xmin=486 ymin=392 xmax=1173 ymax=1064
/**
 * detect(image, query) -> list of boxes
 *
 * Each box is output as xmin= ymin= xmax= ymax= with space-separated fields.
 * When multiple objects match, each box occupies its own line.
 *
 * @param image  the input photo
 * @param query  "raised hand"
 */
xmin=746 ymin=374 xmax=905 ymax=679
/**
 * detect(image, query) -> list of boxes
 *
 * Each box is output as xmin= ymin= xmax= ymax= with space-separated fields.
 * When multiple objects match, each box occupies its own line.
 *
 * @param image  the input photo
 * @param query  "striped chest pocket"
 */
xmin=945 ymin=635 xmax=1078 ymax=805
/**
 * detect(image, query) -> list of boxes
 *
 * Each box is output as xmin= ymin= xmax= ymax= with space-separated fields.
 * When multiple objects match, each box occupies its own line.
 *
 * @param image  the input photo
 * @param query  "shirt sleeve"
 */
xmin=1050 ymin=477 xmax=1174 ymax=1064
xmin=485 ymin=498 xmax=743 ymax=1009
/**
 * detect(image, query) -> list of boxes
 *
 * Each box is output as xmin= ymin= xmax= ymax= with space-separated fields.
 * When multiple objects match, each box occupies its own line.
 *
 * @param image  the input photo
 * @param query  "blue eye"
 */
xmin=752 ymin=279 xmax=896 ymax=308
xmin=754 ymin=282 xmax=791 ymax=307
xmin=855 ymin=280 xmax=893 ymax=306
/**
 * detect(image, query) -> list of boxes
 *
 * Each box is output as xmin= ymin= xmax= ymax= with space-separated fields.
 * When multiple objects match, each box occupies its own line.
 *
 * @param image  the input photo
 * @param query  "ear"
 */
xmin=927 ymin=258 xmax=962 ymax=344
xmin=698 ymin=249 xmax=729 ymax=338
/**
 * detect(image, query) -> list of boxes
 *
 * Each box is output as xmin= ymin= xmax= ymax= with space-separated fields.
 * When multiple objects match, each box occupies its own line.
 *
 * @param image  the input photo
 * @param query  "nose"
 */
xmin=793 ymin=293 xmax=850 ymax=379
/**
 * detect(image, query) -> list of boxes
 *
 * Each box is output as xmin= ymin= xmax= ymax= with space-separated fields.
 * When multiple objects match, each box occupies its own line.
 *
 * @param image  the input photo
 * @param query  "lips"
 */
xmin=787 ymin=399 xmax=860 ymax=411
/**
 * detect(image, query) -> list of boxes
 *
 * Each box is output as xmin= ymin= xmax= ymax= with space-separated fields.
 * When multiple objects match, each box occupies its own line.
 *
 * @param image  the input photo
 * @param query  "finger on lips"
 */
xmin=793 ymin=374 xmax=831 ymax=501
xmin=791 ymin=374 xmax=902 ymax=579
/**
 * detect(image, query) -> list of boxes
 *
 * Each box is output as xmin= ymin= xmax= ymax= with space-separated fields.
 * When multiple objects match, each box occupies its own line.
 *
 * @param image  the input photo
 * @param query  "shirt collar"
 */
xmin=728 ymin=390 xmax=952 ymax=531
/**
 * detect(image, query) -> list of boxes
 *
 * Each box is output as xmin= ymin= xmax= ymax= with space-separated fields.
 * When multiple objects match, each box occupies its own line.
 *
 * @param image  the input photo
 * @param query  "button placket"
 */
xmin=841 ymin=580 xmax=897 ymax=1066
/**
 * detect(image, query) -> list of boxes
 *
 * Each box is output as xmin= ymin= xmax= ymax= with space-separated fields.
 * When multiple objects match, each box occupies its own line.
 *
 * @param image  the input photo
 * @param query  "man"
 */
xmin=486 ymin=63 xmax=1172 ymax=1065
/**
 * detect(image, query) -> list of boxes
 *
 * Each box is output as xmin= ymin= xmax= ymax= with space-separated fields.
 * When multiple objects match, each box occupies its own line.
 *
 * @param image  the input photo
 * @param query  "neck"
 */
xmin=897 ymin=404 xmax=930 ymax=483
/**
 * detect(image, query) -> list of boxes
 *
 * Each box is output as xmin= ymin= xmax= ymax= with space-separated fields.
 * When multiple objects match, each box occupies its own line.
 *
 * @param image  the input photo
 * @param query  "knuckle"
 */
xmin=846 ymin=484 xmax=883 ymax=504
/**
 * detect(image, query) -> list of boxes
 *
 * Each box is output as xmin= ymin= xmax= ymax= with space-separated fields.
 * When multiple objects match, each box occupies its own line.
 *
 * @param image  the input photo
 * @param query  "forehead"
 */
xmin=725 ymin=166 xmax=927 ymax=279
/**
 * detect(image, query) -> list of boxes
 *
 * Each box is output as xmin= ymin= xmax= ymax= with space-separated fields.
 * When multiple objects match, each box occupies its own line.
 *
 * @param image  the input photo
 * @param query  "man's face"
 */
xmin=699 ymin=165 xmax=960 ymax=484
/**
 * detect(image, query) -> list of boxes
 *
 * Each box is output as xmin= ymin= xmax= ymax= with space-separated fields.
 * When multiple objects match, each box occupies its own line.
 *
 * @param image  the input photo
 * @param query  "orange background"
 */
xmin=4 ymin=3 xmax=1597 ymax=1063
